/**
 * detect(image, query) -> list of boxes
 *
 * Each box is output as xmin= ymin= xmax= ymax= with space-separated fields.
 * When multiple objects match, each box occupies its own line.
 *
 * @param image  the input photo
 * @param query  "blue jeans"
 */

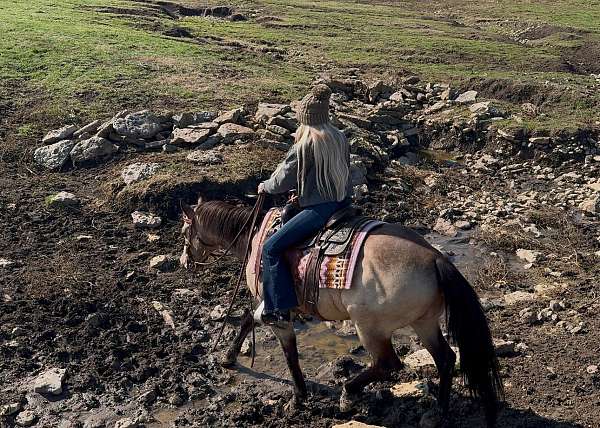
xmin=262 ymin=199 xmax=350 ymax=312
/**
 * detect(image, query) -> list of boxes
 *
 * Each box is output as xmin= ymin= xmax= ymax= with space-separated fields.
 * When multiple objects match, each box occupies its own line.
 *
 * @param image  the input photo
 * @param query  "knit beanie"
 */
xmin=296 ymin=84 xmax=331 ymax=126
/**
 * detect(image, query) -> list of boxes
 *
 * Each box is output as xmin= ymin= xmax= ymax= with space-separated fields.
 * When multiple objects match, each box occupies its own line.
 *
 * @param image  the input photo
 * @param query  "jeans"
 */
xmin=262 ymin=199 xmax=350 ymax=312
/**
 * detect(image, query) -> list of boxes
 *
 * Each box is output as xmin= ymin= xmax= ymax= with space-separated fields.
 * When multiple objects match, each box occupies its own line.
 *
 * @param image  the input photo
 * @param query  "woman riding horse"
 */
xmin=255 ymin=84 xmax=353 ymax=326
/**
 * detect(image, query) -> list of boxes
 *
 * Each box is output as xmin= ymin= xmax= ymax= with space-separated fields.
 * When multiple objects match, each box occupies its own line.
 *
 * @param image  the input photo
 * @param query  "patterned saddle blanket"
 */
xmin=251 ymin=207 xmax=383 ymax=316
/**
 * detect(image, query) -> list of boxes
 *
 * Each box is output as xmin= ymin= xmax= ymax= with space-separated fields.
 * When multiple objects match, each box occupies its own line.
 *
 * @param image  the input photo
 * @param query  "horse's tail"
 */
xmin=435 ymin=257 xmax=504 ymax=427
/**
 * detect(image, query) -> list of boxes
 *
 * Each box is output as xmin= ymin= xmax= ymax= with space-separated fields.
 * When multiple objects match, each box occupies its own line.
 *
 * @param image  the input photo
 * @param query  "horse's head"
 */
xmin=180 ymin=197 xmax=214 ymax=269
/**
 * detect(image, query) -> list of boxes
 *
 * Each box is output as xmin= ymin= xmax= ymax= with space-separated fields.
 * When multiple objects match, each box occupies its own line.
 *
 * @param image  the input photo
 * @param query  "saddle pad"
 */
xmin=252 ymin=208 xmax=384 ymax=291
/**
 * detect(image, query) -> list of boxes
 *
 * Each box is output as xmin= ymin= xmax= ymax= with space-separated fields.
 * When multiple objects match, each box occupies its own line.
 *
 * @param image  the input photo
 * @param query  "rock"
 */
xmin=586 ymin=365 xmax=598 ymax=374
xmin=419 ymin=408 xmax=442 ymax=428
xmin=214 ymin=107 xmax=243 ymax=125
xmin=15 ymin=411 xmax=37 ymax=427
xmin=217 ymin=123 xmax=254 ymax=143
xmin=0 ymin=258 xmax=15 ymax=268
xmin=186 ymin=150 xmax=224 ymax=166
xmin=396 ymin=152 xmax=419 ymax=166
xmin=497 ymin=129 xmax=517 ymax=142
xmin=504 ymin=291 xmax=536 ymax=306
xmin=121 ymin=163 xmax=160 ymax=185
xmin=45 ymin=192 xmax=79 ymax=208
xmin=149 ymin=255 xmax=177 ymax=271
xmin=42 ymin=125 xmax=78 ymax=144
xmin=73 ymin=120 xmax=101 ymax=138
xmin=173 ymin=111 xmax=216 ymax=128
xmin=267 ymin=115 xmax=297 ymax=131
xmin=579 ymin=196 xmax=600 ymax=214
xmin=131 ymin=211 xmax=162 ymax=229
xmin=454 ymin=220 xmax=472 ymax=230
xmin=367 ymin=80 xmax=394 ymax=103
xmin=493 ymin=338 xmax=516 ymax=356
xmin=423 ymin=101 xmax=446 ymax=114
xmin=521 ymin=103 xmax=539 ymax=116
xmin=254 ymin=103 xmax=291 ymax=123
xmin=529 ymin=136 xmax=551 ymax=145
xmin=210 ymin=304 xmax=227 ymax=321
xmin=390 ymin=380 xmax=429 ymax=398
xmin=138 ymin=390 xmax=157 ymax=405
xmin=240 ymin=338 xmax=252 ymax=356
xmin=455 ymin=90 xmax=477 ymax=104
xmin=113 ymin=110 xmax=162 ymax=139
xmin=516 ymin=249 xmax=542 ymax=264
xmin=433 ymin=218 xmax=458 ymax=237
xmin=332 ymin=422 xmax=384 ymax=428
xmin=440 ymin=87 xmax=453 ymax=100
xmin=267 ymin=124 xmax=291 ymax=137
xmin=257 ymin=128 xmax=286 ymax=142
xmin=70 ymin=136 xmax=118 ymax=165
xmin=404 ymin=347 xmax=459 ymax=369
xmin=0 ymin=403 xmax=21 ymax=416
xmin=95 ymin=110 xmax=128 ymax=138
xmin=33 ymin=367 xmax=67 ymax=395
xmin=114 ymin=418 xmax=138 ymax=428
xmin=34 ymin=140 xmax=76 ymax=170
xmin=171 ymin=127 xmax=211 ymax=145
xmin=469 ymin=101 xmax=490 ymax=114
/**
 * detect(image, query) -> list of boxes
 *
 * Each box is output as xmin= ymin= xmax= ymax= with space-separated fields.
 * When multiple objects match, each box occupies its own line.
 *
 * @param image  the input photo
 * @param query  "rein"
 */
xmin=210 ymin=194 xmax=265 ymax=366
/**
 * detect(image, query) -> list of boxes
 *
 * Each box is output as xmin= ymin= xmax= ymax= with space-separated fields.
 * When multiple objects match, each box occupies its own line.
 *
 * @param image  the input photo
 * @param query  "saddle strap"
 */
xmin=302 ymin=246 xmax=323 ymax=318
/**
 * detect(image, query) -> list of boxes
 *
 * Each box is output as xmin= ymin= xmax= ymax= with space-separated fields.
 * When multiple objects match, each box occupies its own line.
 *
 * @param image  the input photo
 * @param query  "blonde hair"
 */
xmin=295 ymin=122 xmax=349 ymax=201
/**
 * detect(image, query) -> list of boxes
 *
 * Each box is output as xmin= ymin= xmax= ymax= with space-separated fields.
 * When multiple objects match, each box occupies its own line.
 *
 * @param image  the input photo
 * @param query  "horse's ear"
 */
xmin=180 ymin=201 xmax=195 ymax=223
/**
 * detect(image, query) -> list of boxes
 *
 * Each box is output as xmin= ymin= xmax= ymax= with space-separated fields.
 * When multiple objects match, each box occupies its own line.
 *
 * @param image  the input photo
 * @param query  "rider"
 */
xmin=256 ymin=84 xmax=353 ymax=326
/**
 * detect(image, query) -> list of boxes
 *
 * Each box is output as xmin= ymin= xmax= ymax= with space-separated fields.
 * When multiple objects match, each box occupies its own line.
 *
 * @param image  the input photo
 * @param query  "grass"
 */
xmin=0 ymin=0 xmax=599 ymax=144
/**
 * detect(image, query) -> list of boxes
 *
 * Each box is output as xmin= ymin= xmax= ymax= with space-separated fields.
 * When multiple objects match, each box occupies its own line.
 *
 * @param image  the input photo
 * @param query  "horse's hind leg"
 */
xmin=412 ymin=317 xmax=456 ymax=417
xmin=221 ymin=309 xmax=253 ymax=368
xmin=272 ymin=323 xmax=307 ymax=411
xmin=340 ymin=324 xmax=402 ymax=411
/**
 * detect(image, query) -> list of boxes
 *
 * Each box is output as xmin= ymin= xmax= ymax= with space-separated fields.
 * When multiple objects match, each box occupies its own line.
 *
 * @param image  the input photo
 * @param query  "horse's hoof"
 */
xmin=339 ymin=389 xmax=356 ymax=413
xmin=220 ymin=351 xmax=237 ymax=369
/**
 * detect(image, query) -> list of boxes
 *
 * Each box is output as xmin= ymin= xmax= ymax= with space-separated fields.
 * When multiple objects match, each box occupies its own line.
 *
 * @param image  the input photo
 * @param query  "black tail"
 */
xmin=435 ymin=258 xmax=504 ymax=427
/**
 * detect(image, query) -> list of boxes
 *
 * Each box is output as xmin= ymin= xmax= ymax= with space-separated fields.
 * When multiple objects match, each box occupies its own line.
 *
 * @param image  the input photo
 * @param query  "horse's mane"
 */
xmin=195 ymin=200 xmax=255 ymax=243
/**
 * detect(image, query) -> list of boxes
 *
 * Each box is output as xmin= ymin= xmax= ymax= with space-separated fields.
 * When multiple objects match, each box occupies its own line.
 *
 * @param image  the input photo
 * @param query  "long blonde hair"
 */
xmin=295 ymin=122 xmax=349 ymax=201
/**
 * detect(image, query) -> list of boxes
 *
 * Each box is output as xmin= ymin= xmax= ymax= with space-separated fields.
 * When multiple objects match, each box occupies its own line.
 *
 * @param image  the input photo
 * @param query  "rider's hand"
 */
xmin=257 ymin=182 xmax=266 ymax=194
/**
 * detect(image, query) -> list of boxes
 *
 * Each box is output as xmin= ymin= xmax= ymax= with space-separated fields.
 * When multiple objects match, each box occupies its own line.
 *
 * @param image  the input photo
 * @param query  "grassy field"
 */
xmin=1 ymin=0 xmax=599 ymax=147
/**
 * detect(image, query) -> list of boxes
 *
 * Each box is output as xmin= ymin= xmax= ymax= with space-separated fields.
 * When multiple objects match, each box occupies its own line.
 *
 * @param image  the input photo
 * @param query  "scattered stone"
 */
xmin=149 ymin=255 xmax=177 ymax=271
xmin=186 ymin=150 xmax=224 ymax=165
xmin=214 ymin=107 xmax=243 ymax=125
xmin=0 ymin=403 xmax=21 ymax=416
xmin=0 ymin=258 xmax=15 ymax=268
xmin=516 ymin=249 xmax=542 ymax=264
xmin=151 ymin=301 xmax=176 ymax=330
xmin=113 ymin=110 xmax=163 ymax=139
xmin=210 ymin=304 xmax=227 ymax=321
xmin=114 ymin=417 xmax=138 ymax=428
xmin=70 ymin=136 xmax=118 ymax=165
xmin=171 ymin=127 xmax=212 ymax=145
xmin=45 ymin=192 xmax=79 ymax=208
xmin=433 ymin=218 xmax=458 ymax=237
xmin=217 ymin=123 xmax=254 ymax=143
xmin=390 ymin=380 xmax=429 ymax=398
xmin=469 ymin=101 xmax=491 ymax=114
xmin=454 ymin=220 xmax=472 ymax=230
xmin=138 ymin=389 xmax=157 ymax=405
xmin=121 ymin=163 xmax=160 ymax=185
xmin=586 ymin=365 xmax=598 ymax=374
xmin=254 ymin=103 xmax=291 ymax=123
xmin=131 ymin=211 xmax=162 ymax=229
xmin=240 ymin=338 xmax=252 ymax=356
xmin=33 ymin=367 xmax=67 ymax=395
xmin=73 ymin=120 xmax=101 ymax=138
xmin=404 ymin=348 xmax=459 ymax=369
xmin=529 ymin=136 xmax=551 ymax=145
xmin=15 ymin=411 xmax=37 ymax=427
xmin=493 ymin=338 xmax=516 ymax=357
xmin=267 ymin=124 xmax=291 ymax=137
xmin=34 ymin=140 xmax=76 ymax=170
xmin=497 ymin=129 xmax=517 ymax=142
xmin=173 ymin=111 xmax=216 ymax=128
xmin=455 ymin=90 xmax=477 ymax=104
xmin=42 ymin=125 xmax=78 ymax=144
xmin=504 ymin=291 xmax=536 ymax=306
xmin=579 ymin=196 xmax=600 ymax=214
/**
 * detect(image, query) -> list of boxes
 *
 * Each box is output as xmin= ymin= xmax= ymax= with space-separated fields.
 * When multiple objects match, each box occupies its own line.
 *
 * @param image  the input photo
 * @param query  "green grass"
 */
xmin=0 ymin=0 xmax=599 ymax=135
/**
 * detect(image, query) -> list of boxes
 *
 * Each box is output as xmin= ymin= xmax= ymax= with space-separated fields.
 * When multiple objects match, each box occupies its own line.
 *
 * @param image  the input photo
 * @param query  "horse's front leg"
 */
xmin=272 ymin=322 xmax=307 ymax=412
xmin=221 ymin=308 xmax=254 ymax=368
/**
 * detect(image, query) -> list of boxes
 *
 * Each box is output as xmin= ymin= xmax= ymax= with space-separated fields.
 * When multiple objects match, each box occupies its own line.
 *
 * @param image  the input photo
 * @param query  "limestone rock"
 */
xmin=267 ymin=115 xmax=297 ymax=131
xmin=171 ymin=127 xmax=211 ymax=145
xmin=96 ymin=110 xmax=128 ymax=138
xmin=42 ymin=125 xmax=77 ymax=144
xmin=131 ymin=211 xmax=162 ymax=229
xmin=217 ymin=123 xmax=254 ymax=143
xmin=71 ymin=136 xmax=118 ymax=165
xmin=390 ymin=380 xmax=429 ymax=398
xmin=516 ymin=248 xmax=542 ymax=264
xmin=34 ymin=140 xmax=75 ymax=170
xmin=121 ymin=163 xmax=160 ymax=185
xmin=186 ymin=150 xmax=224 ymax=166
xmin=113 ymin=110 xmax=162 ymax=139
xmin=404 ymin=348 xmax=459 ymax=369
xmin=493 ymin=338 xmax=516 ymax=356
xmin=254 ymin=103 xmax=291 ymax=123
xmin=504 ymin=291 xmax=536 ymax=306
xmin=214 ymin=107 xmax=243 ymax=125
xmin=46 ymin=192 xmax=79 ymax=208
xmin=210 ymin=304 xmax=227 ymax=321
xmin=33 ymin=367 xmax=67 ymax=395
xmin=455 ymin=90 xmax=478 ymax=104
xmin=149 ymin=255 xmax=177 ymax=271
xmin=173 ymin=111 xmax=216 ymax=128
xmin=433 ymin=218 xmax=458 ymax=237
xmin=73 ymin=120 xmax=101 ymax=138
xmin=15 ymin=410 xmax=37 ymax=427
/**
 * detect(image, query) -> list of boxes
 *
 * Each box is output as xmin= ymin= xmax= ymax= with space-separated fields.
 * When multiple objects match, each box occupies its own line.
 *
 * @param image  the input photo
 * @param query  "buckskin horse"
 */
xmin=180 ymin=197 xmax=503 ymax=426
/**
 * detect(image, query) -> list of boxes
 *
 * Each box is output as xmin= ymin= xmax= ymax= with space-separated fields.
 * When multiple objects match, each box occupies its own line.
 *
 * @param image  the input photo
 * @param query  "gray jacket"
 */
xmin=263 ymin=146 xmax=352 ymax=207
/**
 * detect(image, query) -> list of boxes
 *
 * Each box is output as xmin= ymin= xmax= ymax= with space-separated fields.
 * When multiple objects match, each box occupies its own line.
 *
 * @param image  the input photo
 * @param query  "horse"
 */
xmin=180 ymin=197 xmax=503 ymax=426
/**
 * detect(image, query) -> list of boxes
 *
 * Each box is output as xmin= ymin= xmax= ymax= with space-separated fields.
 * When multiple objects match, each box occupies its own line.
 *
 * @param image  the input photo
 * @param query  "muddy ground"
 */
xmin=1 ymin=116 xmax=599 ymax=428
